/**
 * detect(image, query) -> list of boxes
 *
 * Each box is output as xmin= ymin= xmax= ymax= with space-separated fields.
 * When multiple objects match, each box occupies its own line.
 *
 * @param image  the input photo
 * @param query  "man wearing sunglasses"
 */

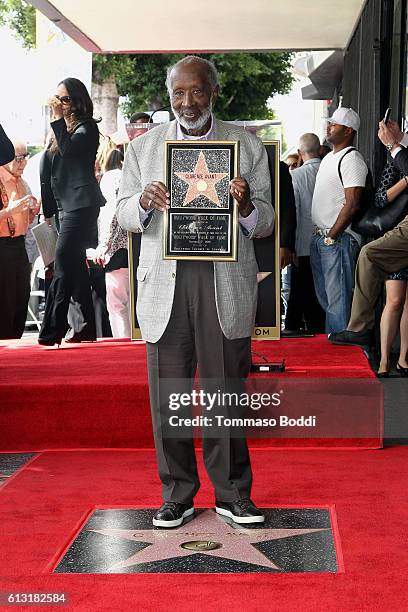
xmin=0 ymin=141 xmax=40 ymax=338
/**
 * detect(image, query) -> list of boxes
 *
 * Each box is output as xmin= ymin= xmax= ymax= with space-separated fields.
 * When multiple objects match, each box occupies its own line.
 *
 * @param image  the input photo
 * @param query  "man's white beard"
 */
xmin=172 ymin=103 xmax=212 ymax=131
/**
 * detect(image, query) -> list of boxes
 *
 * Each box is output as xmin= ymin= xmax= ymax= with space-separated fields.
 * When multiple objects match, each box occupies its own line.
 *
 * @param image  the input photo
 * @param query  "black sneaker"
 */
xmin=215 ymin=498 xmax=265 ymax=524
xmin=328 ymin=329 xmax=372 ymax=348
xmin=152 ymin=502 xmax=194 ymax=528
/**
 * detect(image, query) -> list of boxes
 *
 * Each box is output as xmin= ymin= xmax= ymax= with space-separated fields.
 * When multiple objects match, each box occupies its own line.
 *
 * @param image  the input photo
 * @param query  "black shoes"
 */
xmin=65 ymin=335 xmax=96 ymax=343
xmin=281 ymin=328 xmax=304 ymax=337
xmin=152 ymin=499 xmax=264 ymax=527
xmin=152 ymin=502 xmax=194 ymax=528
xmin=38 ymin=337 xmax=62 ymax=347
xmin=328 ymin=329 xmax=373 ymax=348
xmin=215 ymin=498 xmax=265 ymax=524
xmin=65 ymin=327 xmax=97 ymax=343
xmin=396 ymin=363 xmax=408 ymax=376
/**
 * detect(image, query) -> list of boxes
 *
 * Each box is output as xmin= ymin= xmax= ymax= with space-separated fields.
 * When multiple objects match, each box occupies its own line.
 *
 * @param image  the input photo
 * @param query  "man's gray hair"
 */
xmin=166 ymin=56 xmax=219 ymax=93
xmin=298 ymin=133 xmax=321 ymax=154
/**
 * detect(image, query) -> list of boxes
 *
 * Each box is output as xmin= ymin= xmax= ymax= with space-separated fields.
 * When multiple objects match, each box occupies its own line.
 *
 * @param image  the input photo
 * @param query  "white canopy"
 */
xmin=28 ymin=0 xmax=365 ymax=53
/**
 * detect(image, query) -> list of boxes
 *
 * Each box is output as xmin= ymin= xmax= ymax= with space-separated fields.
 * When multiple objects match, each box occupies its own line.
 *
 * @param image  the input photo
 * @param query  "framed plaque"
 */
xmin=163 ymin=141 xmax=239 ymax=261
xmin=129 ymin=137 xmax=280 ymax=341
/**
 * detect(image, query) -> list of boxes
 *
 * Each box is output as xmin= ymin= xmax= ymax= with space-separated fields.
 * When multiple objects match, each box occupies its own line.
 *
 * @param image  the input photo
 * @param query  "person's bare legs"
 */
xmin=378 ymin=280 xmax=406 ymax=374
xmin=397 ymin=284 xmax=408 ymax=368
xmin=329 ymin=217 xmax=408 ymax=348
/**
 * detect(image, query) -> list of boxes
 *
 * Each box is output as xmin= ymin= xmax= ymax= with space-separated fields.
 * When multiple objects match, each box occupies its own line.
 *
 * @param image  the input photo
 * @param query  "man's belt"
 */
xmin=0 ymin=234 xmax=25 ymax=241
xmin=314 ymin=227 xmax=331 ymax=237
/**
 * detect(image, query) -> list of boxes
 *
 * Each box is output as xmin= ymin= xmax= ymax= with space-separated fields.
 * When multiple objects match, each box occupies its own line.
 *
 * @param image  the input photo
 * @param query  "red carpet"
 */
xmin=0 ymin=336 xmax=381 ymax=450
xmin=0 ymin=448 xmax=407 ymax=611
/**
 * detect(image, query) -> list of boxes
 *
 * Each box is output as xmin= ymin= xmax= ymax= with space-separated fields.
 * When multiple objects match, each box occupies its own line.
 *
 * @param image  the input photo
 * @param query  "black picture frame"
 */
xmin=163 ymin=140 xmax=239 ymax=261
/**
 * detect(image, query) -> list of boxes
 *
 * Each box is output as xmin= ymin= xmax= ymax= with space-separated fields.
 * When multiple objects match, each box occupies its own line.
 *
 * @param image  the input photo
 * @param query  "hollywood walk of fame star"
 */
xmin=89 ymin=509 xmax=328 ymax=571
xmin=175 ymin=151 xmax=228 ymax=207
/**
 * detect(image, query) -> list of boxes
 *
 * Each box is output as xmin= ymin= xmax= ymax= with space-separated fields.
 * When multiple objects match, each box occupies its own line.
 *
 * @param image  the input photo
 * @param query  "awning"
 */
xmin=294 ymin=51 xmax=344 ymax=100
xmin=27 ymin=0 xmax=366 ymax=53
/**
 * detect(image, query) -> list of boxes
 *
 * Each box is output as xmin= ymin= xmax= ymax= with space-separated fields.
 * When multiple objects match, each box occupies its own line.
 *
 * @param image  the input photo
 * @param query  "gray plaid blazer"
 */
xmin=116 ymin=118 xmax=274 ymax=343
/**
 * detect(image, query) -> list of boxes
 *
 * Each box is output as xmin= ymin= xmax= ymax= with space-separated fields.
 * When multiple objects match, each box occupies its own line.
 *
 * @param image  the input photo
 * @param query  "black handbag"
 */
xmin=351 ymin=190 xmax=408 ymax=237
xmin=339 ymin=151 xmax=408 ymax=238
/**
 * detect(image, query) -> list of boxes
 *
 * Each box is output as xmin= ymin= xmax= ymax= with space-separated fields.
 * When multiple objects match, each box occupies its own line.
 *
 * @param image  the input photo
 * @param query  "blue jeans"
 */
xmin=310 ymin=233 xmax=360 ymax=334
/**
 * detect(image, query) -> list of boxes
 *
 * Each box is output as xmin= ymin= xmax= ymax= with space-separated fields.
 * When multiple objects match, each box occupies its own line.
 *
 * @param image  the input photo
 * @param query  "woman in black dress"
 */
xmin=39 ymin=78 xmax=105 ymax=346
xmin=374 ymin=158 xmax=408 ymax=376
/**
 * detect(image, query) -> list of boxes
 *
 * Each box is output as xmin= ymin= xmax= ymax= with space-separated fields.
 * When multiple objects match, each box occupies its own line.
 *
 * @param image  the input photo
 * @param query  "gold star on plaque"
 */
xmin=175 ymin=151 xmax=228 ymax=207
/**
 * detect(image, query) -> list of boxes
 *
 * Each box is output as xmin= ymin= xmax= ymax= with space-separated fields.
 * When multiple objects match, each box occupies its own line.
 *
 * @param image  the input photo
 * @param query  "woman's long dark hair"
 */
xmin=60 ymin=77 xmax=94 ymax=120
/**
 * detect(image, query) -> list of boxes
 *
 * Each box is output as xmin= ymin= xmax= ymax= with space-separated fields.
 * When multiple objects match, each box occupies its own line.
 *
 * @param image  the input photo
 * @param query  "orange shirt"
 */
xmin=0 ymin=166 xmax=31 ymax=238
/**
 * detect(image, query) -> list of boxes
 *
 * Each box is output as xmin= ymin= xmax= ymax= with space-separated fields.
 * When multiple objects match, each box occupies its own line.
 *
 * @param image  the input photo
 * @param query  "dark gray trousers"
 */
xmin=146 ymin=261 xmax=252 ymax=504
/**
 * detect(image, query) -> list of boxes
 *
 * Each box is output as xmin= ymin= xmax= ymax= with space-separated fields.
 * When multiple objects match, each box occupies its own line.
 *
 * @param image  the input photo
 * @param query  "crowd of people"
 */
xmin=0 ymin=83 xmax=138 ymax=344
xmin=284 ymin=109 xmax=408 ymax=377
xmin=1 ymin=60 xmax=408 ymax=379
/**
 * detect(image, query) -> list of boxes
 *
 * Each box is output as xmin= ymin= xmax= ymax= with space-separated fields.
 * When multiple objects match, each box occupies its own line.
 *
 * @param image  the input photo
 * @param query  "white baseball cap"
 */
xmin=326 ymin=107 xmax=360 ymax=131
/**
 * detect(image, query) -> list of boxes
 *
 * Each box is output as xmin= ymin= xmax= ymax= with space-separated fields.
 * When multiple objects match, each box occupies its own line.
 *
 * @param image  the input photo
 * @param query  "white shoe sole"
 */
xmin=215 ymin=506 xmax=265 ymax=524
xmin=152 ymin=506 xmax=194 ymax=528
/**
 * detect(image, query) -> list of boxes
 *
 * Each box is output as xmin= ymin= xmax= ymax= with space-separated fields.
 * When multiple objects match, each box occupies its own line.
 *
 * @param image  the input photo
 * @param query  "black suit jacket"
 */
xmin=393 ymin=148 xmax=408 ymax=176
xmin=0 ymin=124 xmax=15 ymax=166
xmin=278 ymin=161 xmax=297 ymax=251
xmin=40 ymin=118 xmax=105 ymax=218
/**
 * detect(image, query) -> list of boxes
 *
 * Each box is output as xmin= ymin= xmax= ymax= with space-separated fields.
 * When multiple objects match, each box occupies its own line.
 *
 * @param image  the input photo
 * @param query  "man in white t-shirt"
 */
xmin=310 ymin=107 xmax=368 ymax=333
xmin=329 ymin=117 xmax=408 ymax=349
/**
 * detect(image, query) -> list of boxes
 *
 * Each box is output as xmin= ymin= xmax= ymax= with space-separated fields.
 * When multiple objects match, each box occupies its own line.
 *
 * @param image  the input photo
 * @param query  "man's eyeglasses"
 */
xmin=55 ymin=95 xmax=72 ymax=105
xmin=14 ymin=154 xmax=29 ymax=162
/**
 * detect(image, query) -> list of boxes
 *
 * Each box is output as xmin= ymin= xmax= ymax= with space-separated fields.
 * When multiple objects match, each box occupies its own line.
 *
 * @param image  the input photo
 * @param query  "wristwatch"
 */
xmin=385 ymin=141 xmax=398 ymax=152
xmin=324 ymin=236 xmax=336 ymax=246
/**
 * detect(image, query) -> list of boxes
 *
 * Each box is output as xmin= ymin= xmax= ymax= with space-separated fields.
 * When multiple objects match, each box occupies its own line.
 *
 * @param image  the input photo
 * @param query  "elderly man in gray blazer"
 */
xmin=117 ymin=56 xmax=274 ymax=528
